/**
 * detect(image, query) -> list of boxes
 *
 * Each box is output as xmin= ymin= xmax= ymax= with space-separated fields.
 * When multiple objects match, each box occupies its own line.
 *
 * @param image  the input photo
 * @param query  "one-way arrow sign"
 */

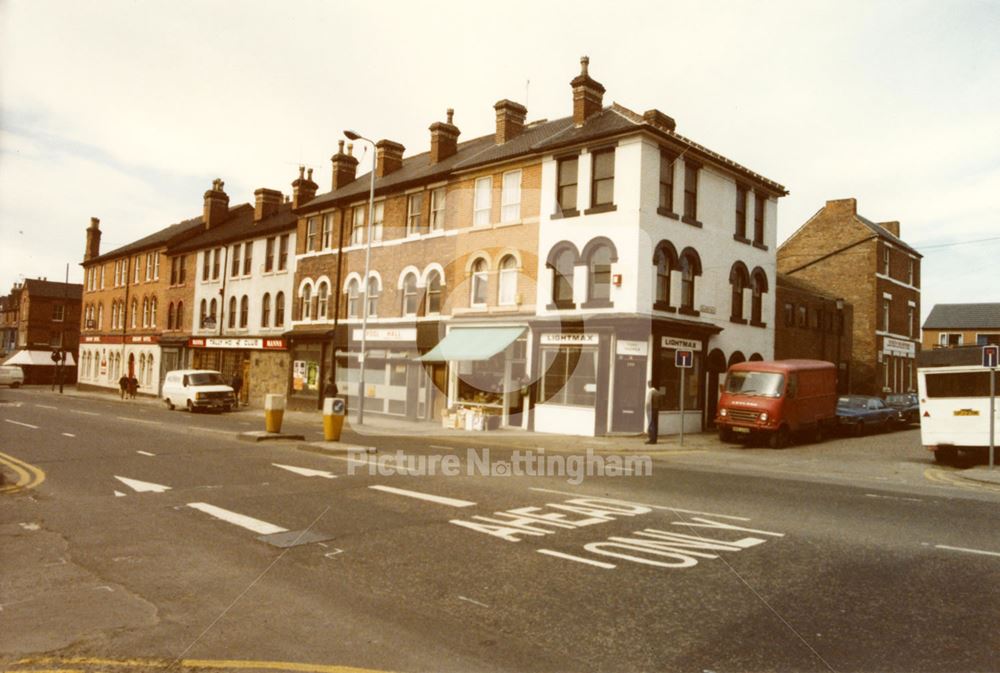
xmin=272 ymin=463 xmax=337 ymax=479
xmin=114 ymin=476 xmax=172 ymax=493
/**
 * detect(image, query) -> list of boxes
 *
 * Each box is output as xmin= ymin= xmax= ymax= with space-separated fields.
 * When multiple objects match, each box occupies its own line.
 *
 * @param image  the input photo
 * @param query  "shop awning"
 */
xmin=3 ymin=350 xmax=76 ymax=366
xmin=418 ymin=327 xmax=525 ymax=362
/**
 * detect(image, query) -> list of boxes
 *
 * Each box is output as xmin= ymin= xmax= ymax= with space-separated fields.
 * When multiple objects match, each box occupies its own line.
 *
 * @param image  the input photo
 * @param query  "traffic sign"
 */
xmin=675 ymin=349 xmax=694 ymax=368
xmin=984 ymin=344 xmax=999 ymax=368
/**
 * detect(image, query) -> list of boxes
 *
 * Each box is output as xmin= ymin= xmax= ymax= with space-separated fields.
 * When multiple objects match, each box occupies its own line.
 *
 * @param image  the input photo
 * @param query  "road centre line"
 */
xmin=186 ymin=502 xmax=288 ymax=535
xmin=369 ymin=484 xmax=476 ymax=507
xmin=537 ymin=549 xmax=616 ymax=569
xmin=935 ymin=544 xmax=1000 ymax=558
xmin=457 ymin=595 xmax=490 ymax=608
xmin=4 ymin=419 xmax=39 ymax=429
xmin=70 ymin=409 xmax=99 ymax=416
xmin=528 ymin=487 xmax=752 ymax=521
xmin=61 ymin=432 xmax=76 ymax=437
xmin=35 ymin=404 xmax=58 ymax=410
xmin=186 ymin=426 xmax=234 ymax=435
xmin=136 ymin=450 xmax=156 ymax=456
xmin=865 ymin=493 xmax=922 ymax=502
xmin=323 ymin=454 xmax=423 ymax=474
xmin=118 ymin=416 xmax=161 ymax=425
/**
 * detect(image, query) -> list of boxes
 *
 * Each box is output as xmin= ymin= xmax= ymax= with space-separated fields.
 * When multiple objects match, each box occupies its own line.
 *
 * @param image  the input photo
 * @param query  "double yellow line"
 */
xmin=0 ymin=451 xmax=45 ymax=493
xmin=9 ymin=656 xmax=393 ymax=673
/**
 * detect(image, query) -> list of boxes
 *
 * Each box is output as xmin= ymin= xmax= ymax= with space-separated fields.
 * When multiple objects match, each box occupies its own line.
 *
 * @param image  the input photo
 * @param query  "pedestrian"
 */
xmin=645 ymin=380 xmax=660 ymax=445
xmin=118 ymin=374 xmax=129 ymax=400
xmin=231 ymin=372 xmax=244 ymax=406
xmin=322 ymin=375 xmax=338 ymax=400
xmin=128 ymin=375 xmax=139 ymax=399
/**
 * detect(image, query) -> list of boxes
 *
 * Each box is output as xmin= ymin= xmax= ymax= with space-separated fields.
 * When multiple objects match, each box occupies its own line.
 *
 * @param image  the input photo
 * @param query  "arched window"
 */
xmin=679 ymin=248 xmax=702 ymax=312
xmin=176 ymin=301 xmax=183 ymax=330
xmin=402 ymin=273 xmax=418 ymax=316
xmin=301 ymin=284 xmax=312 ymax=320
xmin=585 ymin=242 xmax=615 ymax=305
xmin=470 ymin=258 xmax=488 ymax=306
xmin=274 ymin=292 xmax=285 ymax=327
xmin=167 ymin=303 xmax=175 ymax=330
xmin=200 ymin=299 xmax=207 ymax=327
xmin=131 ymin=299 xmax=138 ymax=328
xmin=228 ymin=296 xmax=238 ymax=328
xmin=366 ymin=276 xmax=380 ymax=317
xmin=139 ymin=354 xmax=146 ymax=384
xmin=239 ymin=295 xmax=249 ymax=328
xmin=209 ymin=298 xmax=217 ymax=321
xmin=425 ymin=271 xmax=442 ymax=314
xmin=750 ymin=268 xmax=768 ymax=325
xmin=498 ymin=255 xmax=518 ymax=306
xmin=653 ymin=242 xmax=677 ymax=309
xmin=261 ymin=293 xmax=271 ymax=327
xmin=317 ymin=282 xmax=329 ymax=319
xmin=143 ymin=298 xmax=150 ymax=327
xmin=550 ymin=248 xmax=576 ymax=307
xmin=729 ymin=262 xmax=749 ymax=322
xmin=145 ymin=354 xmax=154 ymax=386
xmin=97 ymin=303 xmax=103 ymax=329
xmin=150 ymin=297 xmax=157 ymax=327
xmin=346 ymin=279 xmax=360 ymax=318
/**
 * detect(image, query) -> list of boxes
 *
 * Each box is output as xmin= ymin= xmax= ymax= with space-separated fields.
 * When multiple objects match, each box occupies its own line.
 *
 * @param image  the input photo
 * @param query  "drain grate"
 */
xmin=256 ymin=529 xmax=336 ymax=548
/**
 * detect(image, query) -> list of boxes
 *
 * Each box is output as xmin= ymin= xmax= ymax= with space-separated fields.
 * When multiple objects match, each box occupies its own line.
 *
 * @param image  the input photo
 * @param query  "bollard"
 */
xmin=264 ymin=394 xmax=286 ymax=433
xmin=323 ymin=395 xmax=347 ymax=441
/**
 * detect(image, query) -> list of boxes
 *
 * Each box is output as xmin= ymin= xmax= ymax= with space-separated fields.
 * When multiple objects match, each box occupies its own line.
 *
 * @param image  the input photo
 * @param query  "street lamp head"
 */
xmin=343 ymin=130 xmax=362 ymax=141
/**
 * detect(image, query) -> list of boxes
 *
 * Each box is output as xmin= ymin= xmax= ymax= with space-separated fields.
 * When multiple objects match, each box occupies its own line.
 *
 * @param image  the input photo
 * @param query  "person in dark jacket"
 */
xmin=127 ymin=375 xmax=139 ymax=399
xmin=231 ymin=372 xmax=244 ymax=406
xmin=645 ymin=380 xmax=660 ymax=444
xmin=118 ymin=375 xmax=129 ymax=399
xmin=322 ymin=376 xmax=338 ymax=399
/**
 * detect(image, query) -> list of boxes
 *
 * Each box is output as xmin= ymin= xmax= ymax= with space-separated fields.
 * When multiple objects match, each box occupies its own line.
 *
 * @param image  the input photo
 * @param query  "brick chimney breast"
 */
xmin=571 ymin=56 xmax=606 ymax=127
xmin=292 ymin=165 xmax=319 ymax=208
xmin=878 ymin=221 xmax=901 ymax=238
xmin=824 ymin=197 xmax=858 ymax=217
xmin=330 ymin=139 xmax=359 ymax=190
xmin=429 ymin=109 xmax=461 ymax=164
xmin=203 ymin=178 xmax=230 ymax=229
xmin=642 ymin=109 xmax=677 ymax=133
xmin=84 ymin=217 xmax=102 ymax=261
xmin=254 ymin=188 xmax=283 ymax=221
xmin=494 ymin=99 xmax=527 ymax=144
xmin=376 ymin=139 xmax=405 ymax=177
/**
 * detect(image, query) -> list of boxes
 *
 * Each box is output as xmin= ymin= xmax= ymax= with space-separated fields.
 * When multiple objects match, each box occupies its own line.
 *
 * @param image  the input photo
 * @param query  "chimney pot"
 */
xmin=330 ymin=141 xmax=360 ymax=190
xmin=292 ymin=166 xmax=319 ymax=208
xmin=348 ymin=143 xmax=354 ymax=156
xmin=203 ymin=178 xmax=230 ymax=230
xmin=447 ymin=108 xmax=454 ymax=124
xmin=494 ymin=99 xmax=528 ymax=144
xmin=570 ymin=55 xmax=605 ymax=126
xmin=376 ymin=139 xmax=406 ymax=176
xmin=84 ymin=216 xmax=102 ymax=261
xmin=428 ymin=110 xmax=460 ymax=164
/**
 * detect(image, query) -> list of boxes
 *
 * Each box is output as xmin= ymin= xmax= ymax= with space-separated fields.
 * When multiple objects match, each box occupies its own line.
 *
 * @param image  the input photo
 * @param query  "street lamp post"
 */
xmin=344 ymin=130 xmax=377 ymax=425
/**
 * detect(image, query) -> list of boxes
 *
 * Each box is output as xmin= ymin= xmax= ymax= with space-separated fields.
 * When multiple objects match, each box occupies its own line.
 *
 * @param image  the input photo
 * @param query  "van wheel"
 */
xmin=813 ymin=425 xmax=824 ymax=443
xmin=769 ymin=426 xmax=790 ymax=449
xmin=11 ymin=382 xmax=21 ymax=389
xmin=186 ymin=400 xmax=195 ymax=413
xmin=165 ymin=398 xmax=175 ymax=411
xmin=718 ymin=427 xmax=734 ymax=443
xmin=934 ymin=447 xmax=957 ymax=464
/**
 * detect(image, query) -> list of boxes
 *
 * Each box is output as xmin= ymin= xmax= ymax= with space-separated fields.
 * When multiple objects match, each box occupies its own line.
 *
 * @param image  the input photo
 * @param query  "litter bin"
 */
xmin=323 ymin=395 xmax=347 ymax=441
xmin=265 ymin=393 xmax=286 ymax=433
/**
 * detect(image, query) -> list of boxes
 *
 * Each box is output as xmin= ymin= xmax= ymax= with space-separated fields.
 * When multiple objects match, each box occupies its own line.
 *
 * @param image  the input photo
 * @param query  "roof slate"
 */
xmin=88 ymin=214 xmax=207 ymax=264
xmin=923 ymin=303 xmax=1000 ymax=330
xmin=23 ymin=278 xmax=83 ymax=300
xmin=170 ymin=202 xmax=298 ymax=254
xmin=855 ymin=214 xmax=922 ymax=257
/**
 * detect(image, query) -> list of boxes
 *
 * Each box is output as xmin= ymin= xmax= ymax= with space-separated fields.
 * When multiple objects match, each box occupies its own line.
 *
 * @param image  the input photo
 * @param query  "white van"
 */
xmin=162 ymin=369 xmax=236 ymax=412
xmin=0 ymin=365 xmax=25 ymax=388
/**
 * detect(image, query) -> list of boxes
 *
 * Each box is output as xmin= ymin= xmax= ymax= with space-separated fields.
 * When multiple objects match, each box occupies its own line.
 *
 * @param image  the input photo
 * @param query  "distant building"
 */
xmin=922 ymin=303 xmax=1000 ymax=349
xmin=777 ymin=198 xmax=921 ymax=395
xmin=0 ymin=278 xmax=83 ymax=383
xmin=0 ymin=284 xmax=23 ymax=358
xmin=774 ymin=273 xmax=854 ymax=392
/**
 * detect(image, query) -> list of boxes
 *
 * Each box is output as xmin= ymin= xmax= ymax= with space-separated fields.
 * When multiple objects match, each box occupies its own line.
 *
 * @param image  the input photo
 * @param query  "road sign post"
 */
xmin=985 ymin=345 xmax=998 ymax=468
xmin=675 ymin=350 xmax=694 ymax=446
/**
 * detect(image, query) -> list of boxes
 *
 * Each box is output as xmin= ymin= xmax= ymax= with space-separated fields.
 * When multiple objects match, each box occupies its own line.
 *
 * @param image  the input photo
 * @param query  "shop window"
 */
xmin=540 ymin=347 xmax=598 ymax=407
xmin=470 ymin=258 xmax=488 ymax=307
xmin=457 ymin=351 xmax=507 ymax=408
xmin=426 ymin=271 xmax=442 ymax=314
xmin=498 ymin=255 xmax=518 ymax=306
xmin=655 ymin=348 xmax=701 ymax=410
xmin=274 ymin=293 xmax=284 ymax=327
xmin=261 ymin=293 xmax=271 ymax=327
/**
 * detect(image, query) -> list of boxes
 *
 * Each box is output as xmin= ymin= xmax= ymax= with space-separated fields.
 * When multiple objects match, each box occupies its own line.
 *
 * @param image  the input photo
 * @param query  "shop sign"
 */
xmin=352 ymin=327 xmax=417 ymax=342
xmin=128 ymin=335 xmax=157 ymax=344
xmin=661 ymin=336 xmax=702 ymax=352
xmin=883 ymin=337 xmax=915 ymax=357
xmin=616 ymin=339 xmax=648 ymax=356
xmin=541 ymin=333 xmax=599 ymax=346
xmin=188 ymin=337 xmax=287 ymax=350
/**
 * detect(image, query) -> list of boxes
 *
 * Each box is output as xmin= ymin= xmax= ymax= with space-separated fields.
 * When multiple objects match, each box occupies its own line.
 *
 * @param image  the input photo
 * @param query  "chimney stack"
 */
xmin=376 ymin=139 xmax=405 ymax=177
xmin=642 ymin=109 xmax=677 ymax=133
xmin=330 ymin=140 xmax=359 ymax=190
xmin=254 ymin=188 xmax=283 ymax=221
xmin=571 ymin=56 xmax=605 ymax=127
xmin=429 ymin=109 xmax=460 ymax=164
xmin=878 ymin=221 xmax=901 ymax=237
xmin=84 ymin=217 xmax=102 ymax=261
xmin=824 ymin=198 xmax=858 ymax=218
xmin=292 ymin=166 xmax=318 ymax=208
xmin=203 ymin=179 xmax=230 ymax=229
xmin=494 ymin=99 xmax=527 ymax=144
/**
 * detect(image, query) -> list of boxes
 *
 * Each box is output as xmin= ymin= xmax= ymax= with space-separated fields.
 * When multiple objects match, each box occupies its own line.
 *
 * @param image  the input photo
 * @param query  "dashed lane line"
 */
xmin=935 ymin=544 xmax=1000 ymax=558
xmin=186 ymin=502 xmax=289 ymax=535
xmin=61 ymin=432 xmax=76 ymax=437
xmin=118 ymin=416 xmax=162 ymax=425
xmin=369 ymin=484 xmax=476 ymax=507
xmin=35 ymin=404 xmax=58 ymax=410
xmin=70 ymin=409 xmax=99 ymax=416
xmin=136 ymin=450 xmax=156 ymax=456
xmin=4 ymin=419 xmax=39 ymax=429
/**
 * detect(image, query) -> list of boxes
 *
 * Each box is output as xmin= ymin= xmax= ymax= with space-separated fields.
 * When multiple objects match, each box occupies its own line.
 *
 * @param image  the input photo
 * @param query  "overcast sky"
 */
xmin=1 ymin=0 xmax=997 ymax=321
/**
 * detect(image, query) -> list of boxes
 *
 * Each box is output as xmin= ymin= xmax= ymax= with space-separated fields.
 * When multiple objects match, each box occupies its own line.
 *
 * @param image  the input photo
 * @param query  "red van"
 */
xmin=715 ymin=359 xmax=838 ymax=448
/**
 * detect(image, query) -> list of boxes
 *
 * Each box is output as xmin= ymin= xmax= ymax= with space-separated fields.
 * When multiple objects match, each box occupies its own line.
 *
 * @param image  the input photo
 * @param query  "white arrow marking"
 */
xmin=272 ymin=463 xmax=337 ymax=479
xmin=114 ymin=490 xmax=127 ymax=497
xmin=114 ymin=476 xmax=172 ymax=493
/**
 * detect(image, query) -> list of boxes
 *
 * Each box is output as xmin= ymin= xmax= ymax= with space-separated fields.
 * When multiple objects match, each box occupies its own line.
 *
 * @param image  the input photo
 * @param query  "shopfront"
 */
xmin=189 ymin=336 xmax=289 ymax=407
xmin=533 ymin=330 xmax=608 ymax=436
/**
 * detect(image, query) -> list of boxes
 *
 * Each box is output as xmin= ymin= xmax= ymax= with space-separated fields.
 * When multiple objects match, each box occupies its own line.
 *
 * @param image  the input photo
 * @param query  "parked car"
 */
xmin=0 ymin=364 xmax=25 ymax=388
xmin=836 ymin=395 xmax=897 ymax=435
xmin=161 ymin=369 xmax=236 ymax=412
xmin=716 ymin=359 xmax=839 ymax=448
xmin=884 ymin=393 xmax=920 ymax=426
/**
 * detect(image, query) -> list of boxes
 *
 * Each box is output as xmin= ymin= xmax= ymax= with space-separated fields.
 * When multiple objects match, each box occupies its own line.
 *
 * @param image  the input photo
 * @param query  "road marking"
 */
xmin=429 ymin=444 xmax=457 ymax=451
xmin=114 ymin=476 xmax=172 ymax=493
xmin=528 ymin=487 xmax=752 ymax=521
xmin=136 ymin=450 xmax=156 ymax=456
xmin=537 ymin=549 xmax=616 ymax=569
xmin=865 ymin=493 xmax=922 ymax=502
xmin=457 ymin=595 xmax=490 ymax=608
xmin=35 ymin=404 xmax=58 ymax=410
xmin=187 ymin=426 xmax=233 ymax=435
xmin=70 ymin=409 xmax=99 ymax=416
xmin=0 ymin=452 xmax=46 ymax=492
xmin=935 ymin=544 xmax=1000 ymax=558
xmin=61 ymin=432 xmax=76 ymax=437
xmin=924 ymin=467 xmax=1000 ymax=493
xmin=369 ymin=484 xmax=476 ymax=507
xmin=18 ymin=655 xmax=398 ymax=672
xmin=114 ymin=491 xmax=127 ymax=497
xmin=187 ymin=502 xmax=288 ymax=535
xmin=118 ymin=416 xmax=161 ymax=425
xmin=4 ymin=419 xmax=39 ymax=429
xmin=324 ymin=453 xmax=422 ymax=474
xmin=272 ymin=463 xmax=337 ymax=479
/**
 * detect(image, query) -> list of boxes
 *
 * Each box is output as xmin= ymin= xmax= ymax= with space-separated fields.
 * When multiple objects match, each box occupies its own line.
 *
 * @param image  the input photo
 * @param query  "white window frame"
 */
xmin=402 ymin=274 xmax=418 ymax=316
xmin=366 ymin=277 xmax=380 ymax=317
xmin=351 ymin=206 xmax=365 ymax=246
xmin=372 ymin=202 xmax=384 ymax=242
xmin=430 ymin=188 xmax=446 ymax=231
xmin=474 ymin=177 xmax=492 ymax=227
xmin=153 ymin=253 xmax=159 ymax=280
xmin=321 ymin=214 xmax=333 ymax=249
xmin=407 ymin=193 xmax=423 ymax=236
xmin=470 ymin=259 xmax=488 ymax=307
xmin=498 ymin=256 xmax=518 ymax=306
xmin=501 ymin=170 xmax=522 ymax=223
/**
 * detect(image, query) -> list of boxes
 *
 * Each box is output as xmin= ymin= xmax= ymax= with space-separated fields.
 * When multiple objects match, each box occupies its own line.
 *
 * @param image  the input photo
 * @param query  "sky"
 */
xmin=1 ymin=0 xmax=998 ymax=322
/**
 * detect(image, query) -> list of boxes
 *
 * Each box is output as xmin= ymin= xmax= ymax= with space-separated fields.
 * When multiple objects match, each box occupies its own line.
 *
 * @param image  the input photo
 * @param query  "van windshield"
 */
xmin=187 ymin=372 xmax=225 ymax=386
xmin=725 ymin=371 xmax=784 ymax=397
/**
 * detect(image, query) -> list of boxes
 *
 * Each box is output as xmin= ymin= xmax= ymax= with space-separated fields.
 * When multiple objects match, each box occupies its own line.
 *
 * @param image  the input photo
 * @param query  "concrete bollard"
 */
xmin=323 ymin=395 xmax=347 ymax=442
xmin=264 ymin=394 xmax=286 ymax=433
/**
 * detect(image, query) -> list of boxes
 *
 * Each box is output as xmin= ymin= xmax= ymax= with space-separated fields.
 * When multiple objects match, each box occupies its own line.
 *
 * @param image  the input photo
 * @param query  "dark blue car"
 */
xmin=885 ymin=393 xmax=920 ymax=426
xmin=836 ymin=395 xmax=897 ymax=435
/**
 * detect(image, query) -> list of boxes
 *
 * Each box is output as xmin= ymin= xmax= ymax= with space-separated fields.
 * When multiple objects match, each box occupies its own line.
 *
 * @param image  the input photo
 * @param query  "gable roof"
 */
xmin=23 ymin=278 xmax=83 ymax=300
xmin=856 ymin=214 xmax=922 ymax=257
xmin=923 ymin=303 xmax=1000 ymax=330
xmin=87 ymin=214 xmax=207 ymax=265
xmin=169 ymin=202 xmax=297 ymax=254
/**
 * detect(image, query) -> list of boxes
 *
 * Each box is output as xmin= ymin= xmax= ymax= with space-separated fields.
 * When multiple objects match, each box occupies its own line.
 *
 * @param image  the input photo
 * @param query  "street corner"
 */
xmin=3 ymin=655 xmax=397 ymax=673
xmin=0 ymin=451 xmax=46 ymax=494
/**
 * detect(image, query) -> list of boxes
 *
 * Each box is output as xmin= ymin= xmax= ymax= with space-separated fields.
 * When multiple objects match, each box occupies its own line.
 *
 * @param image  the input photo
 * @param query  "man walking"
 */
xmin=118 ymin=374 xmax=129 ymax=399
xmin=231 ymin=371 xmax=244 ymax=407
xmin=645 ymin=380 xmax=660 ymax=445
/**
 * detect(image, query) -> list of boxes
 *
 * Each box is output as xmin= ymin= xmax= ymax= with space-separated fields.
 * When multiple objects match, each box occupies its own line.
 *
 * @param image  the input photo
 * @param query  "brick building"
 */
xmin=0 ymin=284 xmax=22 ymax=358
xmin=777 ymin=198 xmax=921 ymax=395
xmin=1 ymin=278 xmax=82 ymax=383
xmin=774 ymin=273 xmax=854 ymax=392
xmin=922 ymin=303 xmax=1000 ymax=349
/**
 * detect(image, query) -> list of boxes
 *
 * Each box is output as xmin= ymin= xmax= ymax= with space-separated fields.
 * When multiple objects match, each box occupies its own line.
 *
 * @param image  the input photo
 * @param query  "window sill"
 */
xmin=749 ymin=320 xmax=767 ymax=328
xmin=733 ymin=234 xmax=751 ymax=245
xmin=551 ymin=209 xmax=580 ymax=220
xmin=677 ymin=306 xmax=700 ymax=317
xmin=752 ymin=241 xmax=769 ymax=251
xmin=584 ymin=203 xmax=617 ymax=216
xmin=495 ymin=220 xmax=523 ymax=229
xmin=546 ymin=301 xmax=577 ymax=311
xmin=681 ymin=216 xmax=703 ymax=228
xmin=730 ymin=317 xmax=748 ymax=325
xmin=581 ymin=299 xmax=613 ymax=309
xmin=653 ymin=301 xmax=676 ymax=313
xmin=657 ymin=207 xmax=680 ymax=220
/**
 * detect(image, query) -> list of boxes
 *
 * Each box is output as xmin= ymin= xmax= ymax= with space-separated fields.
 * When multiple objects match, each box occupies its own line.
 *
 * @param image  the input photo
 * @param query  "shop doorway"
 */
xmin=705 ymin=348 xmax=727 ymax=429
xmin=430 ymin=363 xmax=447 ymax=421
xmin=611 ymin=354 xmax=646 ymax=432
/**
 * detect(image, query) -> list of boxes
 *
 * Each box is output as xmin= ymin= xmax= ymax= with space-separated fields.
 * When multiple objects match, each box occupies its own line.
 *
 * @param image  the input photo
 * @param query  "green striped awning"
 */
xmin=418 ymin=327 xmax=525 ymax=362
